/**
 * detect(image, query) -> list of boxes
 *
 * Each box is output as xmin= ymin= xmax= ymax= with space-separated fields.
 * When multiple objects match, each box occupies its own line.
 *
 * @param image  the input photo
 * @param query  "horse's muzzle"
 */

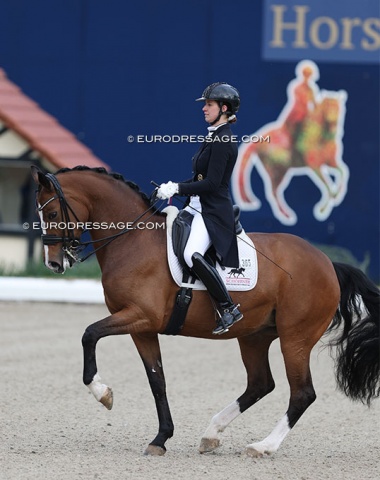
xmin=44 ymin=246 xmax=72 ymax=274
xmin=47 ymin=260 xmax=65 ymax=274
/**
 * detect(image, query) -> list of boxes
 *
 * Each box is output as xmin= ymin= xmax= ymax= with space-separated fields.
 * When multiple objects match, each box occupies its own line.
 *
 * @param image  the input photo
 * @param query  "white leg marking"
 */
xmin=202 ymin=400 xmax=241 ymax=440
xmin=87 ymin=373 xmax=108 ymax=402
xmin=246 ymin=414 xmax=291 ymax=456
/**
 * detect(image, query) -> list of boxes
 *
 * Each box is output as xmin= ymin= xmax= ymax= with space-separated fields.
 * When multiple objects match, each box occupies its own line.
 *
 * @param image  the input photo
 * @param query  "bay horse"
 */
xmin=31 ymin=165 xmax=379 ymax=457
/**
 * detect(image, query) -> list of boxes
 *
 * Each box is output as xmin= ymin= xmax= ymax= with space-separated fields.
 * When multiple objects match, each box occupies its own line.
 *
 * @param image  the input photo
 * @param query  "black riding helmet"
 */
xmin=196 ymin=82 xmax=240 ymax=124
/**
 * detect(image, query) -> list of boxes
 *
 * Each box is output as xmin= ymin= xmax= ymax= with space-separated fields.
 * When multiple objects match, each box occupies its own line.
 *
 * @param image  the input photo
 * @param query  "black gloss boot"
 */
xmin=191 ymin=252 xmax=243 ymax=335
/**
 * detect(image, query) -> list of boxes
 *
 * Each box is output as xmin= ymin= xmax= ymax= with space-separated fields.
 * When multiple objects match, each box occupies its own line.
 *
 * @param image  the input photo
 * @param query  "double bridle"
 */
xmin=37 ymin=173 xmax=160 ymax=264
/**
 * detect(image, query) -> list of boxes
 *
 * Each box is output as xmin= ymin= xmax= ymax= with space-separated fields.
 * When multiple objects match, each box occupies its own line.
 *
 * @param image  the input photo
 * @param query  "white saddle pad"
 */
xmin=163 ymin=206 xmax=258 ymax=291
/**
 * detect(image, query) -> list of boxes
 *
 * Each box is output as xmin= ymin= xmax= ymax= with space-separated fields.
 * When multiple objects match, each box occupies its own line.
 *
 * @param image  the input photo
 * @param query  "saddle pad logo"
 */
xmin=224 ymin=262 xmax=252 ymax=288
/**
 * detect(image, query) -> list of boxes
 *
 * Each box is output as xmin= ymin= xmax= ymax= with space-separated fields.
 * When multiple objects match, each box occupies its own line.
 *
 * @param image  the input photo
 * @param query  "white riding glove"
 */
xmin=156 ymin=181 xmax=179 ymax=200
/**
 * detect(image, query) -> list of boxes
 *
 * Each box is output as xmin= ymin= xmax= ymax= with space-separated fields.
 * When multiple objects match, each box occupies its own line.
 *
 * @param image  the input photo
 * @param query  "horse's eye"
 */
xmin=48 ymin=211 xmax=57 ymax=220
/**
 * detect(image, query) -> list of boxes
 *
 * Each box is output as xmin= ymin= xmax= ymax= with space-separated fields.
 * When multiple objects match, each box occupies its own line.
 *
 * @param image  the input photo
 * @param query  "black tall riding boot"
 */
xmin=191 ymin=252 xmax=243 ymax=335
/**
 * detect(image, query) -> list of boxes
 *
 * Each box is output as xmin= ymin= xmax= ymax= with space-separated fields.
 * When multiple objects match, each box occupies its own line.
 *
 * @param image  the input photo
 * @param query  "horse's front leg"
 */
xmin=81 ymin=312 xmax=174 ymax=456
xmin=81 ymin=307 xmax=153 ymax=410
xmin=131 ymin=333 xmax=174 ymax=456
xmin=82 ymin=315 xmax=116 ymax=410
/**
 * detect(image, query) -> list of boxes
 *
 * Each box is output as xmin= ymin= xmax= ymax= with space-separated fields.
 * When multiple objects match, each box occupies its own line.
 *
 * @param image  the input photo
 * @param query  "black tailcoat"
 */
xmin=178 ymin=123 xmax=239 ymax=267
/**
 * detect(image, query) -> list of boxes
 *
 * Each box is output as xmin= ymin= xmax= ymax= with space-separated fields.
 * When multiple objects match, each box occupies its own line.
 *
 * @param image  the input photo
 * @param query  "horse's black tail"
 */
xmin=327 ymin=262 xmax=380 ymax=405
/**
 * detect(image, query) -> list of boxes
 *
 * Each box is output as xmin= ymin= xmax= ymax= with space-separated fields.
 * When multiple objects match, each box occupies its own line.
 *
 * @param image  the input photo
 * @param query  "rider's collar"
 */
xmin=207 ymin=122 xmax=228 ymax=134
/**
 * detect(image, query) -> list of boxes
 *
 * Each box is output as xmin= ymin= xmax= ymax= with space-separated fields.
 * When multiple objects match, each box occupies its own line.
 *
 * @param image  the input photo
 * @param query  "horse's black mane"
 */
xmin=56 ymin=165 xmax=163 ymax=214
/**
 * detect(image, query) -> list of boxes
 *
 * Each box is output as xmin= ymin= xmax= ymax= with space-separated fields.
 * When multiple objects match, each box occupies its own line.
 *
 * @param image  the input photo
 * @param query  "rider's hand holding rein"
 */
xmin=156 ymin=181 xmax=179 ymax=200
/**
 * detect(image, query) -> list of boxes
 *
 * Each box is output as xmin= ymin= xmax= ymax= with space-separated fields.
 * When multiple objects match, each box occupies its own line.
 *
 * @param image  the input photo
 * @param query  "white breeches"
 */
xmin=183 ymin=196 xmax=212 ymax=268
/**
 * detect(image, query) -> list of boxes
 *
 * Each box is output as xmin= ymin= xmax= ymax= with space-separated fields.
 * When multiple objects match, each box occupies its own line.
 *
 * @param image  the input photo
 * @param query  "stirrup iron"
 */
xmin=212 ymin=303 xmax=243 ymax=335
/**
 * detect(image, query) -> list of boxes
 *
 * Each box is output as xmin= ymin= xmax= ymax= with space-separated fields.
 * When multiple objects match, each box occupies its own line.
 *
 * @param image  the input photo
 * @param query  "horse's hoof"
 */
xmin=144 ymin=444 xmax=166 ymax=456
xmin=199 ymin=437 xmax=220 ymax=453
xmin=244 ymin=445 xmax=266 ymax=458
xmin=100 ymin=387 xmax=113 ymax=410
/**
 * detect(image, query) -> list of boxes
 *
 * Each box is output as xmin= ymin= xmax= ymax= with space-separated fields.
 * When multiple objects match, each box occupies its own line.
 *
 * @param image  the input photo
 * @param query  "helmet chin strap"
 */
xmin=209 ymin=102 xmax=226 ymax=126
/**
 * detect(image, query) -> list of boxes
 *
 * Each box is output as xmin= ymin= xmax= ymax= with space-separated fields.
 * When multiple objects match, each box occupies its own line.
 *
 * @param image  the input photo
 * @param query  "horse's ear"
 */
xmin=31 ymin=165 xmax=52 ymax=191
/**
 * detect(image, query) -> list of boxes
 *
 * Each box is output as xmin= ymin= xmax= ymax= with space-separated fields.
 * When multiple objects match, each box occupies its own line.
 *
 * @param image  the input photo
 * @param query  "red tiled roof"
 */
xmin=0 ymin=68 xmax=109 ymax=170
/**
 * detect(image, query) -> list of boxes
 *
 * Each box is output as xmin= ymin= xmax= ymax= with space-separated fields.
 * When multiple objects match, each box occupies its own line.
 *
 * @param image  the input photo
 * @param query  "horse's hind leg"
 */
xmin=245 ymin=336 xmax=316 ymax=457
xmin=199 ymin=330 xmax=277 ymax=453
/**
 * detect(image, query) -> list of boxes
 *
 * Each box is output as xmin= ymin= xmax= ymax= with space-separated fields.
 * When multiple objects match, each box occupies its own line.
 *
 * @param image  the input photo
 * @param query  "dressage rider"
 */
xmin=156 ymin=82 xmax=243 ymax=335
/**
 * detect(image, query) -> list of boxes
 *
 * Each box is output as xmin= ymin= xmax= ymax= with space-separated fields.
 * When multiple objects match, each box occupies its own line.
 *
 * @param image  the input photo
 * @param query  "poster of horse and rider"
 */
xmin=233 ymin=59 xmax=348 ymax=227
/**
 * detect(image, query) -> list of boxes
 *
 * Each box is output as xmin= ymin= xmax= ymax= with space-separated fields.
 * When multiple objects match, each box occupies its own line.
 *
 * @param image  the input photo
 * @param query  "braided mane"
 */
xmin=56 ymin=165 xmax=161 ymax=213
